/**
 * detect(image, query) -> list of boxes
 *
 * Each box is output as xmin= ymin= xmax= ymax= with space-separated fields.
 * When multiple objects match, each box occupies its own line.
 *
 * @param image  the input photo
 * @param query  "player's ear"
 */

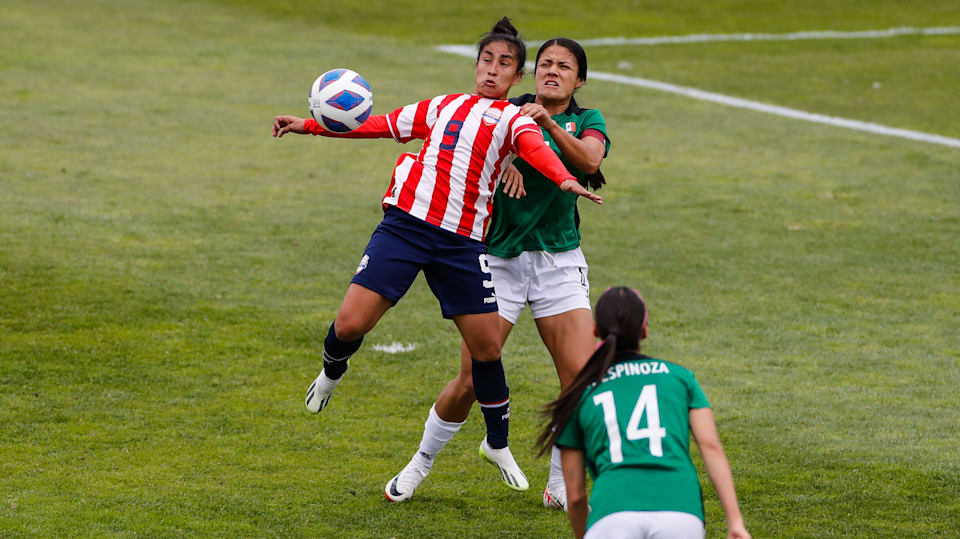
xmin=593 ymin=324 xmax=600 ymax=338
xmin=512 ymin=69 xmax=523 ymax=86
xmin=640 ymin=326 xmax=648 ymax=341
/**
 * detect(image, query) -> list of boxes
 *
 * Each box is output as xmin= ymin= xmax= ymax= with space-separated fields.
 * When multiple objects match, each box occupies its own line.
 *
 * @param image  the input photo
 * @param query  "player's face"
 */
xmin=475 ymin=41 xmax=523 ymax=99
xmin=534 ymin=45 xmax=583 ymax=102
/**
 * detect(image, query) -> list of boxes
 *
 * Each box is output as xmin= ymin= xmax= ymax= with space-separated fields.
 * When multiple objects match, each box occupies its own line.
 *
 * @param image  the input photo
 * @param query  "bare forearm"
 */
xmin=691 ymin=409 xmax=747 ymax=535
xmin=566 ymin=499 xmax=588 ymax=539
xmin=561 ymin=448 xmax=589 ymax=539
xmin=701 ymin=444 xmax=746 ymax=528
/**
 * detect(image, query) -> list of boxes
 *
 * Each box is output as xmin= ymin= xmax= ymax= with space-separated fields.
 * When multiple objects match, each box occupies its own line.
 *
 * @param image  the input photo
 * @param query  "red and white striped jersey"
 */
xmin=382 ymin=94 xmax=540 ymax=241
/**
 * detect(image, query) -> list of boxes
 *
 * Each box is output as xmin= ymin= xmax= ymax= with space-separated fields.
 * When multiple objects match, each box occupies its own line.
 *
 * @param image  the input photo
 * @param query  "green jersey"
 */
xmin=486 ymin=95 xmax=610 ymax=258
xmin=555 ymin=353 xmax=711 ymax=529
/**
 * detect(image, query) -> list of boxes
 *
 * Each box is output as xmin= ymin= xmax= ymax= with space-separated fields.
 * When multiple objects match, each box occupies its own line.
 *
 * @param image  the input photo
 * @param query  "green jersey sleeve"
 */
xmin=686 ymin=370 xmax=711 ymax=409
xmin=555 ymin=396 xmax=587 ymax=450
xmin=577 ymin=108 xmax=611 ymax=157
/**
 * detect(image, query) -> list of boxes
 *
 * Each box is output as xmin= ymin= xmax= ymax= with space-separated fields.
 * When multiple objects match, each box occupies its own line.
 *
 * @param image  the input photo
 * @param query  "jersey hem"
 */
xmin=487 ymin=242 xmax=581 ymax=259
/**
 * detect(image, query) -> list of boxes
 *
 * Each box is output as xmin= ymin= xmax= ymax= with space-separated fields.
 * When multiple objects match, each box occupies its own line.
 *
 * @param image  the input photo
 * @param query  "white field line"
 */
xmin=372 ymin=342 xmax=417 ymax=353
xmin=437 ymin=26 xmax=960 ymax=56
xmin=587 ymin=71 xmax=960 ymax=149
xmin=538 ymin=26 xmax=960 ymax=47
xmin=435 ymin=27 xmax=960 ymax=149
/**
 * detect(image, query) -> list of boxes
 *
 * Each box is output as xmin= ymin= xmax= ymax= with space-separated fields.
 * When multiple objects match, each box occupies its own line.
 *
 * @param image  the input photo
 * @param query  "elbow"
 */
xmin=581 ymin=156 xmax=603 ymax=175
xmin=566 ymin=489 xmax=588 ymax=507
xmin=699 ymin=438 xmax=724 ymax=456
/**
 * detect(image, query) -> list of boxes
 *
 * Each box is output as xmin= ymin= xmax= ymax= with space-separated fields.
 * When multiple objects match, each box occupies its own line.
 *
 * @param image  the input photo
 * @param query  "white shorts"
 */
xmin=488 ymin=248 xmax=590 ymax=325
xmin=585 ymin=511 xmax=705 ymax=539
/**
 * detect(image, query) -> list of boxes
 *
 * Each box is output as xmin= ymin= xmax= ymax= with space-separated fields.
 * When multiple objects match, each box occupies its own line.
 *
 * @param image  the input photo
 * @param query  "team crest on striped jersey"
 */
xmin=482 ymin=108 xmax=502 ymax=126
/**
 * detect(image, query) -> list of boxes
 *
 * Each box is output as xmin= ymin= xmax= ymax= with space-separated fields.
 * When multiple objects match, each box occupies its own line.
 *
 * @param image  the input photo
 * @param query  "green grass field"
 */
xmin=2 ymin=0 xmax=959 ymax=537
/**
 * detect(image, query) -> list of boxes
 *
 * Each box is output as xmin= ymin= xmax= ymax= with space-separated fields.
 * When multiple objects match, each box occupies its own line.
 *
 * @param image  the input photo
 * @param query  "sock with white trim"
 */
xmin=472 ymin=357 xmax=510 ymax=449
xmin=322 ymin=321 xmax=362 ymax=380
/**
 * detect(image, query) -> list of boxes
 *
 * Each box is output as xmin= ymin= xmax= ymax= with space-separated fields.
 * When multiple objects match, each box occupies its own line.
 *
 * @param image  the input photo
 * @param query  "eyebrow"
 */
xmin=482 ymin=48 xmax=515 ymax=60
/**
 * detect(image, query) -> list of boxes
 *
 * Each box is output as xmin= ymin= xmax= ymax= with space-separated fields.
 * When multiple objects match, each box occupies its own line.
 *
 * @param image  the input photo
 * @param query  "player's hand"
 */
xmin=560 ymin=179 xmax=602 ymax=205
xmin=273 ymin=115 xmax=307 ymax=137
xmin=727 ymin=522 xmax=751 ymax=539
xmin=502 ymin=164 xmax=526 ymax=199
xmin=520 ymin=103 xmax=556 ymax=129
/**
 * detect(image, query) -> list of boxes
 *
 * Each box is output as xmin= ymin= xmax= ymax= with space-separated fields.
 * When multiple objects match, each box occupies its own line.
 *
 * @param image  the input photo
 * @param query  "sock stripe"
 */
xmin=322 ymin=350 xmax=350 ymax=362
xmin=478 ymin=398 xmax=510 ymax=408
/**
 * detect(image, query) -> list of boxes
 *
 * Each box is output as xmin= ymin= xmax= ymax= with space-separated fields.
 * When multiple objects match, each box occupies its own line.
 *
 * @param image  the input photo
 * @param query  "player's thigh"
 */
xmin=452 ymin=311 xmax=502 ymax=362
xmin=334 ymin=284 xmax=395 ymax=340
xmin=534 ymin=308 xmax=595 ymax=389
xmin=458 ymin=316 xmax=514 ymax=371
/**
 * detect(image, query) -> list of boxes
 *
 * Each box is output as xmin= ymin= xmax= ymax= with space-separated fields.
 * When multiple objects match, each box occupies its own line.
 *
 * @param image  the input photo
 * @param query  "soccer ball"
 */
xmin=308 ymin=69 xmax=373 ymax=133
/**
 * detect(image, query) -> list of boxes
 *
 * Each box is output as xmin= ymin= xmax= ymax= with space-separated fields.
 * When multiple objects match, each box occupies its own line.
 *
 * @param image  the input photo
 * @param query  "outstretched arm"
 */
xmin=690 ymin=408 xmax=751 ymax=539
xmin=273 ymin=115 xmax=393 ymax=139
xmin=514 ymin=131 xmax=602 ymax=205
xmin=561 ymin=447 xmax=589 ymax=539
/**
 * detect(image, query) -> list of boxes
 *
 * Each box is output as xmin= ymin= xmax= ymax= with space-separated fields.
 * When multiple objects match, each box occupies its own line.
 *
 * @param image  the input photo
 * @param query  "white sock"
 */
xmin=548 ymin=445 xmax=564 ymax=487
xmin=414 ymin=404 xmax=463 ymax=469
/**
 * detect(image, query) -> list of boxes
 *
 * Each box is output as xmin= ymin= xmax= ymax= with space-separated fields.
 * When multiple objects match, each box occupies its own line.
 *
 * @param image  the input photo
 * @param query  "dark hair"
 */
xmin=535 ymin=37 xmax=605 ymax=191
xmin=476 ymin=17 xmax=526 ymax=76
xmin=535 ymin=287 xmax=647 ymax=456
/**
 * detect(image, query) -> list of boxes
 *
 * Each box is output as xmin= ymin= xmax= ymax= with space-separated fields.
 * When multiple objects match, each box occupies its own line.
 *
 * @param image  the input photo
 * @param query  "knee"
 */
xmin=469 ymin=341 xmax=502 ymax=363
xmin=333 ymin=314 xmax=368 ymax=342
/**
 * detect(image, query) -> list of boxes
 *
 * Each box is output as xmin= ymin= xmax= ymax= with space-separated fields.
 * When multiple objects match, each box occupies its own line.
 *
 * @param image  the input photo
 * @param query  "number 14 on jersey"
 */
xmin=593 ymin=385 xmax=667 ymax=463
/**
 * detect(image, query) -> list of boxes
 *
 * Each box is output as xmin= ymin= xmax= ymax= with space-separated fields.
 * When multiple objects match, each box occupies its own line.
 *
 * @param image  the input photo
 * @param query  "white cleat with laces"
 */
xmin=479 ymin=439 xmax=529 ymax=491
xmin=384 ymin=456 xmax=431 ymax=503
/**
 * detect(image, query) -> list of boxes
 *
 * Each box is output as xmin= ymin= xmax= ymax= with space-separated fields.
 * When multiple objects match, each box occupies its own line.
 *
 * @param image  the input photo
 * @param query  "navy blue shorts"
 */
xmin=351 ymin=207 xmax=497 ymax=319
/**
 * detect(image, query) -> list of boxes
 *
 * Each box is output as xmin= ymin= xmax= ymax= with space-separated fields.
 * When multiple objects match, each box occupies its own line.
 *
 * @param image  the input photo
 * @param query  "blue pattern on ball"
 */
xmin=351 ymin=74 xmax=371 ymax=92
xmin=326 ymin=90 xmax=365 ymax=111
xmin=321 ymin=117 xmax=352 ymax=133
xmin=354 ymin=106 xmax=372 ymax=125
xmin=317 ymin=69 xmax=347 ymax=92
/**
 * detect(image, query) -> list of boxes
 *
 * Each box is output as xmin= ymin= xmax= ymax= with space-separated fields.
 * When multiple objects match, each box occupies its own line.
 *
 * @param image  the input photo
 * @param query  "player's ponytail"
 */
xmin=583 ymin=170 xmax=606 ymax=191
xmin=477 ymin=17 xmax=527 ymax=76
xmin=535 ymin=287 xmax=647 ymax=456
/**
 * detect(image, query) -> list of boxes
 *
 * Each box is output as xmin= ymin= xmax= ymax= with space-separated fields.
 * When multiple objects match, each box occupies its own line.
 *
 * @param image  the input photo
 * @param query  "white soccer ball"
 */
xmin=308 ymin=69 xmax=373 ymax=132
